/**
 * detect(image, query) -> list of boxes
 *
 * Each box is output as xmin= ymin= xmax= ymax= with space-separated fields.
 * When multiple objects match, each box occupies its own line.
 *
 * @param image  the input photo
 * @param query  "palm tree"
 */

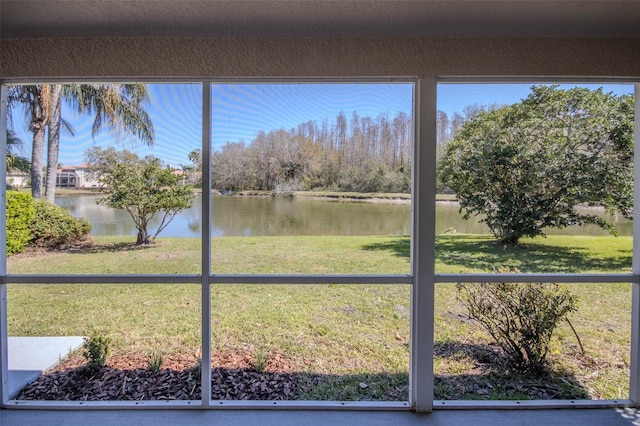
xmin=8 ymin=83 xmax=154 ymax=202
xmin=62 ymin=83 xmax=154 ymax=145
xmin=5 ymin=130 xmax=31 ymax=173
xmin=42 ymin=83 xmax=154 ymax=202
xmin=44 ymin=84 xmax=63 ymax=202
xmin=7 ymin=85 xmax=50 ymax=198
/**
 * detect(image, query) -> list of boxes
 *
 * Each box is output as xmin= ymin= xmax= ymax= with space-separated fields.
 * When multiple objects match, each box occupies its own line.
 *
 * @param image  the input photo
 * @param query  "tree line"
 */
xmin=212 ymin=111 xmax=413 ymax=194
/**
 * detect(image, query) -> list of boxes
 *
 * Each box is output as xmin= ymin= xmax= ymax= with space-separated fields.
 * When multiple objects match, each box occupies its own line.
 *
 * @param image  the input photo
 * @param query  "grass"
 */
xmin=6 ymin=233 xmax=633 ymax=401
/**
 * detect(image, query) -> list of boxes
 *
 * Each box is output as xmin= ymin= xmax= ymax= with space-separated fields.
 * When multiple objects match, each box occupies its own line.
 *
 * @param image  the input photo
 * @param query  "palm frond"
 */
xmin=60 ymin=117 xmax=75 ymax=137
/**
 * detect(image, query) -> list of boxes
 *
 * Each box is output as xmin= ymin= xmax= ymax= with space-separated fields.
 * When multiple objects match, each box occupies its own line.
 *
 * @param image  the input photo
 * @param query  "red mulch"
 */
xmin=16 ymin=351 xmax=311 ymax=401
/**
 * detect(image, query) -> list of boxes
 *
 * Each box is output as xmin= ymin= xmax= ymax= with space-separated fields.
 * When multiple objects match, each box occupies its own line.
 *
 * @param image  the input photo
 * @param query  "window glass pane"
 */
xmin=436 ymin=83 xmax=634 ymax=274
xmin=210 ymin=83 xmax=414 ymax=275
xmin=8 ymin=283 xmax=201 ymax=401
xmin=434 ymin=282 xmax=630 ymax=401
xmin=210 ymin=284 xmax=410 ymax=401
xmin=6 ymin=83 xmax=202 ymax=274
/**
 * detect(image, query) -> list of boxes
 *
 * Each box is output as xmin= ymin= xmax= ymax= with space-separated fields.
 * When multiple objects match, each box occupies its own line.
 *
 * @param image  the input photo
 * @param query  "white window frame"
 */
xmin=0 ymin=78 xmax=638 ymax=412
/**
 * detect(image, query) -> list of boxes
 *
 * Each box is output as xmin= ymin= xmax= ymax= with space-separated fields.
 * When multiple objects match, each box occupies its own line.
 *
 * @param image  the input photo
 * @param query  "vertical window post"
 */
xmin=201 ymin=82 xmax=212 ymax=405
xmin=630 ymin=84 xmax=640 ymax=403
xmin=0 ymin=84 xmax=8 ymax=405
xmin=410 ymin=78 xmax=436 ymax=411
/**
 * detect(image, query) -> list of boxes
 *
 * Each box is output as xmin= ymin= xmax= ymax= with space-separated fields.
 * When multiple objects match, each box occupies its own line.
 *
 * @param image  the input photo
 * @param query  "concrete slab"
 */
xmin=7 ymin=336 xmax=84 ymax=399
xmin=1 ymin=407 xmax=638 ymax=426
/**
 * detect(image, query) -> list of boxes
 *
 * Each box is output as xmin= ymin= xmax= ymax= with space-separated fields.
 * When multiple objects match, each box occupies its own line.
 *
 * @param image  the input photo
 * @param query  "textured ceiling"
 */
xmin=2 ymin=0 xmax=640 ymax=39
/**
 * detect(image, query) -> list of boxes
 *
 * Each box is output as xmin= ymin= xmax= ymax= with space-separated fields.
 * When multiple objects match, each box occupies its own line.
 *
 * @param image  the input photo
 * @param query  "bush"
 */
xmin=456 ymin=268 xmax=577 ymax=375
xmin=148 ymin=349 xmax=164 ymax=373
xmin=30 ymin=200 xmax=92 ymax=247
xmin=6 ymin=191 xmax=35 ymax=255
xmin=82 ymin=331 xmax=111 ymax=374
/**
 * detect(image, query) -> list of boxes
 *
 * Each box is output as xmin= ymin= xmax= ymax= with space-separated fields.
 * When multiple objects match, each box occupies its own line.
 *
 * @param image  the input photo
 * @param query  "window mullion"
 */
xmin=410 ymin=78 xmax=436 ymax=411
xmin=0 ymin=84 xmax=9 ymax=405
xmin=629 ymin=83 xmax=640 ymax=403
xmin=201 ymin=82 xmax=212 ymax=405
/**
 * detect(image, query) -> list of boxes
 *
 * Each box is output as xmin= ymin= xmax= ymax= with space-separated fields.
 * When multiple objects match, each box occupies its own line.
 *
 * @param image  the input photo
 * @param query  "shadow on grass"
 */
xmin=434 ymin=340 xmax=589 ymax=400
xmin=361 ymin=235 xmax=631 ymax=273
xmin=58 ymin=240 xmax=153 ymax=254
xmin=436 ymin=236 xmax=631 ymax=273
xmin=361 ymin=237 xmax=411 ymax=259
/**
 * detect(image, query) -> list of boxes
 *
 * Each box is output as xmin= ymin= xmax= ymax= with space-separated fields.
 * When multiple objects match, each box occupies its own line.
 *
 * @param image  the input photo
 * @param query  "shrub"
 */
xmin=30 ymin=200 xmax=91 ymax=247
xmin=6 ymin=191 xmax=35 ymax=255
xmin=252 ymin=350 xmax=268 ymax=373
xmin=456 ymin=268 xmax=577 ymax=375
xmin=82 ymin=331 xmax=111 ymax=373
xmin=148 ymin=349 xmax=164 ymax=373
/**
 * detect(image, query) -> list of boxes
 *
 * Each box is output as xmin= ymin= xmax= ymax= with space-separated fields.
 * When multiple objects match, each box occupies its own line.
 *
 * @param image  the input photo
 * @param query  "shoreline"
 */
xmin=13 ymin=186 xmax=458 ymax=203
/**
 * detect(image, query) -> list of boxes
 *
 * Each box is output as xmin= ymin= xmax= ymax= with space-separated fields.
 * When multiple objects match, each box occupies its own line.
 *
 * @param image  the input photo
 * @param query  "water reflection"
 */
xmin=55 ymin=194 xmax=631 ymax=238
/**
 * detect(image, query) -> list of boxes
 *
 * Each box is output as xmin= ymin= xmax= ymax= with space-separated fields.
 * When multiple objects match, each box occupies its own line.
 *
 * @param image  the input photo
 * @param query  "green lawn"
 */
xmin=6 ymin=234 xmax=633 ymax=401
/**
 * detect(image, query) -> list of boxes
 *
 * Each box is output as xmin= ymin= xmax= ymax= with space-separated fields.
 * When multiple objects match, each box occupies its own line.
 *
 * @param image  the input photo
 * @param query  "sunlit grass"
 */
xmin=8 ymin=234 xmax=630 ymax=275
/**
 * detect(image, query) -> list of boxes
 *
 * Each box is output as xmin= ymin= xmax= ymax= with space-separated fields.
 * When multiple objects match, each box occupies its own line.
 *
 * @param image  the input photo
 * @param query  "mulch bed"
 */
xmin=16 ymin=351 xmax=311 ymax=401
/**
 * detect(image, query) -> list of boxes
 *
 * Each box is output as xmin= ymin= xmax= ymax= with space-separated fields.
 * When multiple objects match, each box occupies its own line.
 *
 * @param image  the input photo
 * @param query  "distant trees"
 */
xmin=212 ymin=111 xmax=413 ymax=193
xmin=438 ymin=86 xmax=634 ymax=246
xmin=187 ymin=149 xmax=202 ymax=171
xmin=86 ymin=147 xmax=193 ymax=245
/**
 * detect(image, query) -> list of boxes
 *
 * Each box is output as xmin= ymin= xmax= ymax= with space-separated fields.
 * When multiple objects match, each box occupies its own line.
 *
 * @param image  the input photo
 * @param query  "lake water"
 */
xmin=55 ymin=194 xmax=632 ymax=238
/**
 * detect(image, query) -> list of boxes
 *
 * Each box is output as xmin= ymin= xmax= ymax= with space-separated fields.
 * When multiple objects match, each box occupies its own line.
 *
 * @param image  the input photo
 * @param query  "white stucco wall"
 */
xmin=1 ymin=38 xmax=638 ymax=79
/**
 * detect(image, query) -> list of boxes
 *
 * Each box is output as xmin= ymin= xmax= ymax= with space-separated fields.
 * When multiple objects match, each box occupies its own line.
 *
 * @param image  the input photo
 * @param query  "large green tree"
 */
xmin=85 ymin=147 xmax=194 ymax=245
xmin=438 ymin=85 xmax=634 ymax=246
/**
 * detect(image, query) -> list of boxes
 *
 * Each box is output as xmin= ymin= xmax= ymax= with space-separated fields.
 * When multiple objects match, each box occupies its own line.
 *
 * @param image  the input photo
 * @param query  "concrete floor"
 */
xmin=7 ymin=336 xmax=85 ymax=399
xmin=2 ymin=407 xmax=640 ymax=426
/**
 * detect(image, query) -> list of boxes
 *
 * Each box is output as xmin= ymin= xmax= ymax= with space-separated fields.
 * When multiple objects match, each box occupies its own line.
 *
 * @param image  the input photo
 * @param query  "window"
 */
xmin=0 ymin=79 xmax=637 ymax=410
xmin=1 ymin=80 xmax=414 ymax=408
xmin=434 ymin=81 xmax=638 ymax=406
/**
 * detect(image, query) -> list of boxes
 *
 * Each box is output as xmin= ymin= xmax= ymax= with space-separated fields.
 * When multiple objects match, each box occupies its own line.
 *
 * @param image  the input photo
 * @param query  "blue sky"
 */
xmin=7 ymin=82 xmax=634 ymax=167
xmin=437 ymin=83 xmax=635 ymax=119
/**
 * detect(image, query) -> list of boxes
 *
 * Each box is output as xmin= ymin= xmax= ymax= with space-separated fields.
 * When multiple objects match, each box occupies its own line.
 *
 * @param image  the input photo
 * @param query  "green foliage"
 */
xmin=439 ymin=85 xmax=634 ymax=246
xmin=5 ymin=130 xmax=31 ymax=173
xmin=148 ymin=349 xmax=164 ymax=373
xmin=30 ymin=200 xmax=92 ymax=247
xmin=456 ymin=269 xmax=577 ymax=375
xmin=6 ymin=191 xmax=35 ymax=255
xmin=82 ymin=331 xmax=111 ymax=373
xmin=188 ymin=357 xmax=202 ymax=384
xmin=85 ymin=146 xmax=194 ymax=245
xmin=252 ymin=350 xmax=268 ymax=373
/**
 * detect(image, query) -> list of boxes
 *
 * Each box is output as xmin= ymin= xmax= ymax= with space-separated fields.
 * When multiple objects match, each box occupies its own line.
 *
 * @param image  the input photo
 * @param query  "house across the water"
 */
xmin=56 ymin=164 xmax=99 ymax=188
xmin=6 ymin=164 xmax=101 ymax=189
